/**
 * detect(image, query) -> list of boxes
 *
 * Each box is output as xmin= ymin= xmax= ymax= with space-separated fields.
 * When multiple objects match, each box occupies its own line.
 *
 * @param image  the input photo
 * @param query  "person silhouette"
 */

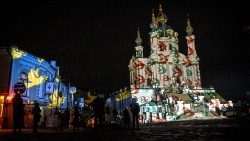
xmin=73 ymin=106 xmax=80 ymax=132
xmin=32 ymin=102 xmax=41 ymax=133
xmin=131 ymin=103 xmax=140 ymax=129
xmin=123 ymin=107 xmax=130 ymax=129
xmin=12 ymin=93 xmax=24 ymax=133
xmin=64 ymin=107 xmax=70 ymax=129
xmin=92 ymin=97 xmax=105 ymax=128
xmin=105 ymin=105 xmax=111 ymax=125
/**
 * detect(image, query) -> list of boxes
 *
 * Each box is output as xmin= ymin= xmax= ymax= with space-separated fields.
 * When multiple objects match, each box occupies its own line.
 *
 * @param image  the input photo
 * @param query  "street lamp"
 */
xmin=69 ymin=86 xmax=76 ymax=107
xmin=56 ymin=76 xmax=61 ymax=107
xmin=115 ymin=94 xmax=120 ymax=113
xmin=119 ymin=89 xmax=124 ymax=112
xmin=152 ymin=82 xmax=159 ymax=120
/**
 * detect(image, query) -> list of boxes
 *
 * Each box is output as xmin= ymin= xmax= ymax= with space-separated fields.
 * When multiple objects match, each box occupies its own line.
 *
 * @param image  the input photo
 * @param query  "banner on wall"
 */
xmin=45 ymin=82 xmax=54 ymax=94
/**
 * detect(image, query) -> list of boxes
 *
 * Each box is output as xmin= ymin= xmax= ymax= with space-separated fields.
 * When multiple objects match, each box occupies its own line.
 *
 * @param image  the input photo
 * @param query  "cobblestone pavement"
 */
xmin=0 ymin=118 xmax=249 ymax=141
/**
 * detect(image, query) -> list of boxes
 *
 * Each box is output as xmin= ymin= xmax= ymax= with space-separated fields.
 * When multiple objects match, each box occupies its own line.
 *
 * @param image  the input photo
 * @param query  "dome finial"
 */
xmin=135 ymin=27 xmax=143 ymax=46
xmin=152 ymin=9 xmax=155 ymax=21
xmin=158 ymin=4 xmax=163 ymax=16
xmin=186 ymin=14 xmax=193 ymax=35
xmin=150 ymin=9 xmax=157 ymax=28
xmin=156 ymin=4 xmax=168 ymax=24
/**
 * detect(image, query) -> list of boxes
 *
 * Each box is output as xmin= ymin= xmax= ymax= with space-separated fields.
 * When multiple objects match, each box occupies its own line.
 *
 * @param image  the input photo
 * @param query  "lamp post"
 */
xmin=120 ymin=89 xmax=124 ymax=112
xmin=69 ymin=87 xmax=76 ymax=107
xmin=152 ymin=82 xmax=159 ymax=120
xmin=57 ymin=76 xmax=61 ymax=107
xmin=119 ymin=95 xmax=122 ymax=113
xmin=115 ymin=95 xmax=120 ymax=113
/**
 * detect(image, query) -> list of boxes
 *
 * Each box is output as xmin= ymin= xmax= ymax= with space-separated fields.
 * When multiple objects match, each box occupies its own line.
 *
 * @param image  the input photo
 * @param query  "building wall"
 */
xmin=0 ymin=48 xmax=12 ymax=94
xmin=0 ymin=46 xmax=70 ymax=128
xmin=9 ymin=46 xmax=58 ymax=105
xmin=0 ymin=48 xmax=12 ymax=128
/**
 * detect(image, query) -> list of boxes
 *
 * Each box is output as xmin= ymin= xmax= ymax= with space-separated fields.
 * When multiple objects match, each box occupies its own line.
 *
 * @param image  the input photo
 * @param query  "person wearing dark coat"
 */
xmin=32 ymin=102 xmax=41 ymax=133
xmin=123 ymin=107 xmax=130 ymax=129
xmin=73 ymin=106 xmax=80 ymax=132
xmin=92 ymin=97 xmax=105 ymax=128
xmin=131 ymin=103 xmax=140 ymax=129
xmin=64 ymin=107 xmax=70 ymax=129
xmin=12 ymin=93 xmax=25 ymax=133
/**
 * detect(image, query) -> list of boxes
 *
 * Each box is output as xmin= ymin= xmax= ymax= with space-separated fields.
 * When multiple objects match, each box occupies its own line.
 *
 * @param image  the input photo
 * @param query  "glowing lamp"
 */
xmin=69 ymin=87 xmax=77 ymax=107
xmin=69 ymin=87 xmax=76 ymax=94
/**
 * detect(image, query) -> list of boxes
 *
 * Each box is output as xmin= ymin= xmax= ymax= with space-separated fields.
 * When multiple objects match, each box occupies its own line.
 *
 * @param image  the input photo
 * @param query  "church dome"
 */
xmin=156 ymin=4 xmax=168 ymax=24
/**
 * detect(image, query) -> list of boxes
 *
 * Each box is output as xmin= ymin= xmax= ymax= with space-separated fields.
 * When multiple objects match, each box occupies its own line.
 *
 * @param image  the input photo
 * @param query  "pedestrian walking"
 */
xmin=59 ymin=111 xmax=65 ymax=131
xmin=32 ymin=102 xmax=41 ymax=133
xmin=131 ymin=103 xmax=140 ymax=129
xmin=128 ymin=105 xmax=133 ymax=128
xmin=92 ymin=96 xmax=105 ymax=128
xmin=64 ymin=107 xmax=70 ymax=129
xmin=12 ymin=93 xmax=24 ymax=134
xmin=105 ymin=105 xmax=111 ymax=125
xmin=73 ymin=106 xmax=80 ymax=132
xmin=123 ymin=106 xmax=130 ymax=129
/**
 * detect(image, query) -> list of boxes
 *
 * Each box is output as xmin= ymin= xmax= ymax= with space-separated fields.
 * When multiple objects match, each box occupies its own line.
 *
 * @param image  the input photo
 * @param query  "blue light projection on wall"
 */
xmin=9 ymin=46 xmax=69 ymax=108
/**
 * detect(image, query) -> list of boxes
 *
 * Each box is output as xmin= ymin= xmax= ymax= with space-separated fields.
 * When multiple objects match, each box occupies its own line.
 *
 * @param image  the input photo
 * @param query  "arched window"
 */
xmin=169 ymin=44 xmax=173 ymax=51
xmin=20 ymin=72 xmax=28 ymax=97
xmin=147 ymin=78 xmax=152 ymax=88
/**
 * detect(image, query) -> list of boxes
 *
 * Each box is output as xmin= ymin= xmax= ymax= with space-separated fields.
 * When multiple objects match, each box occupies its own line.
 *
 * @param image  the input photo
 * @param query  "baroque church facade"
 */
xmin=129 ymin=5 xmax=201 ymax=105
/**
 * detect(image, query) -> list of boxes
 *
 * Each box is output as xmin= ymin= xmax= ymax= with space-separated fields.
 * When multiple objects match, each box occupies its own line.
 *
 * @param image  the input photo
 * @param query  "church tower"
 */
xmin=128 ymin=28 xmax=147 ymax=89
xmin=185 ymin=17 xmax=201 ymax=88
xmin=148 ymin=4 xmax=185 ymax=89
xmin=186 ymin=17 xmax=198 ymax=62
xmin=135 ymin=28 xmax=143 ymax=58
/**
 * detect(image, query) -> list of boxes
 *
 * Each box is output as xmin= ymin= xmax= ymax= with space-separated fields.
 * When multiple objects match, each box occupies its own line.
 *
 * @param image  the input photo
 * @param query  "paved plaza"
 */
xmin=0 ymin=118 xmax=249 ymax=141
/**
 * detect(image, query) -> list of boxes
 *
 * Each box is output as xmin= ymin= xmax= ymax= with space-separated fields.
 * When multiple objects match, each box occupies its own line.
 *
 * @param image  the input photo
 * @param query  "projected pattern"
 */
xmin=9 ymin=46 xmax=69 ymax=107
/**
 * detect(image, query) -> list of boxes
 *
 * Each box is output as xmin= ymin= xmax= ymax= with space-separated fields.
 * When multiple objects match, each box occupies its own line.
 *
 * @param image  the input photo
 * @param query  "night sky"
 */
xmin=0 ymin=0 xmax=249 ymax=100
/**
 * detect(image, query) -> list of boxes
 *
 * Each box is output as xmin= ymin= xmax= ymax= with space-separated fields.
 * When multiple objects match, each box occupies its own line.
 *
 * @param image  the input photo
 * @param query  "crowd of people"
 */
xmin=11 ymin=93 xmax=141 ymax=134
xmin=122 ymin=103 xmax=140 ymax=129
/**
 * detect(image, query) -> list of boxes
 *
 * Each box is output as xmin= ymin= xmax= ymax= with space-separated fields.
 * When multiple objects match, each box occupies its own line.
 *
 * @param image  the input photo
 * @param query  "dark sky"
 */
xmin=0 ymin=0 xmax=249 ymax=100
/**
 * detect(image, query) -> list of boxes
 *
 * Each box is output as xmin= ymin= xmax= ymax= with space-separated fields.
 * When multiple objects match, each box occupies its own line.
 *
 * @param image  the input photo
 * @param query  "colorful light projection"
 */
xmin=27 ymin=68 xmax=48 ymax=88
xmin=129 ymin=6 xmax=202 ymax=91
xmin=10 ymin=46 xmax=60 ymax=103
xmin=10 ymin=46 xmax=52 ymax=94
xmin=131 ymin=89 xmax=155 ymax=106
xmin=11 ymin=46 xmax=45 ymax=63
xmin=11 ymin=46 xmax=26 ymax=59
xmin=9 ymin=46 xmax=69 ymax=109
xmin=85 ymin=91 xmax=97 ymax=105
xmin=48 ymin=89 xmax=65 ymax=108
xmin=115 ymin=88 xmax=132 ymax=102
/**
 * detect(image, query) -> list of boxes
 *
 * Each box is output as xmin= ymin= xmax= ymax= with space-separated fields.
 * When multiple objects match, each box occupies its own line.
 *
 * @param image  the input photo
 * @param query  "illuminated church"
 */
xmin=129 ymin=5 xmax=201 ymax=103
xmin=128 ymin=5 xmax=229 ymax=122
